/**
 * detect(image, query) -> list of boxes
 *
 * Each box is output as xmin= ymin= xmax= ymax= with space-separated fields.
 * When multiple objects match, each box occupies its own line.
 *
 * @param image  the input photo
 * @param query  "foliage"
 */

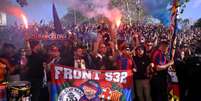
xmin=61 ymin=9 xmax=89 ymax=25
xmin=62 ymin=0 xmax=146 ymax=25
xmin=194 ymin=18 xmax=201 ymax=28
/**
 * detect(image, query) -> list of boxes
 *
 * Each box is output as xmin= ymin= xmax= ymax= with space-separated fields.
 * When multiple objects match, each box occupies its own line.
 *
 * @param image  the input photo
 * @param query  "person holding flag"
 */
xmin=150 ymin=39 xmax=175 ymax=101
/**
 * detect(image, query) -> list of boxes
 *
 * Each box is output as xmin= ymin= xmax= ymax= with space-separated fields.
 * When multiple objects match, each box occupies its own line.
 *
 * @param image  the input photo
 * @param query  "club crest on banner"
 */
xmin=58 ymin=87 xmax=84 ymax=101
xmin=50 ymin=64 xmax=133 ymax=101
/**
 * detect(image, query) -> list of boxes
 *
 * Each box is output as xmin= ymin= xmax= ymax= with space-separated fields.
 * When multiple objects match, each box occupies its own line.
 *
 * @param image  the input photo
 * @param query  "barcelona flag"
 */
xmin=52 ymin=3 xmax=64 ymax=34
xmin=50 ymin=64 xmax=134 ymax=101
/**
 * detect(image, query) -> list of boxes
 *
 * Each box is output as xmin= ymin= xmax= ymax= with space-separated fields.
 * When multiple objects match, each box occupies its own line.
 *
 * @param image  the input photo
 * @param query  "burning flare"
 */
xmin=21 ymin=14 xmax=28 ymax=29
xmin=115 ymin=17 xmax=121 ymax=28
xmin=108 ymin=8 xmax=122 ymax=29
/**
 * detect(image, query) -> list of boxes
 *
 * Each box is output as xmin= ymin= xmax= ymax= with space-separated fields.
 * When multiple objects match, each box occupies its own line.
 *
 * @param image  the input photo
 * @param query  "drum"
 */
xmin=0 ymin=62 xmax=6 ymax=82
xmin=0 ymin=83 xmax=7 ymax=101
xmin=7 ymin=81 xmax=31 ymax=101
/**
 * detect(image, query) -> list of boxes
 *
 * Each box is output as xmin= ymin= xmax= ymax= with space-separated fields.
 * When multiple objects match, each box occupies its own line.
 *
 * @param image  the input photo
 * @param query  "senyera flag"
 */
xmin=50 ymin=64 xmax=133 ymax=101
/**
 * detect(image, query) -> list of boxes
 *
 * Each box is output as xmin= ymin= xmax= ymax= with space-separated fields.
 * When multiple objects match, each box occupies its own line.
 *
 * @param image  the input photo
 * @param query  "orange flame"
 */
xmin=21 ymin=14 xmax=28 ymax=29
xmin=107 ymin=8 xmax=122 ymax=29
xmin=0 ymin=5 xmax=28 ymax=28
xmin=115 ymin=17 xmax=121 ymax=28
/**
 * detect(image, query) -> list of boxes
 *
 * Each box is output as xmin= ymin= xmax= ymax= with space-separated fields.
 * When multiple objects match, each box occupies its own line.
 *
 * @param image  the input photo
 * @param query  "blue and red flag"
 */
xmin=50 ymin=64 xmax=134 ymax=101
xmin=52 ymin=3 xmax=63 ymax=34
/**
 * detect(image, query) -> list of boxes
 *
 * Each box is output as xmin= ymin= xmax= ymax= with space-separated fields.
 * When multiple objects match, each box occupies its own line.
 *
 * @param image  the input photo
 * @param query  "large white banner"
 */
xmin=0 ymin=12 xmax=7 ymax=26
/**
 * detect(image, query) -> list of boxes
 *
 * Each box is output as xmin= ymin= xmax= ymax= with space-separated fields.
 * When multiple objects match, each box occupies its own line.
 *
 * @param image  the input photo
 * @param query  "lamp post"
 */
xmin=74 ymin=10 xmax=77 ymax=25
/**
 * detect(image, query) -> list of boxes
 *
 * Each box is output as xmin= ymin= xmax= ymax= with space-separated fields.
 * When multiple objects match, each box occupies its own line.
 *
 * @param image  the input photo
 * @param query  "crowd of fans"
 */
xmin=0 ymin=22 xmax=201 ymax=101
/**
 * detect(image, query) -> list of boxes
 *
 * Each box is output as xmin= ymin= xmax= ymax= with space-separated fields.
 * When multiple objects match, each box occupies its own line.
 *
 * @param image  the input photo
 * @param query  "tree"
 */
xmin=194 ymin=18 xmax=201 ymax=28
xmin=178 ymin=18 xmax=190 ymax=29
xmin=16 ymin=0 xmax=28 ymax=7
xmin=61 ymin=0 xmax=146 ymax=25
xmin=111 ymin=0 xmax=146 ymax=23
xmin=61 ymin=9 xmax=89 ymax=25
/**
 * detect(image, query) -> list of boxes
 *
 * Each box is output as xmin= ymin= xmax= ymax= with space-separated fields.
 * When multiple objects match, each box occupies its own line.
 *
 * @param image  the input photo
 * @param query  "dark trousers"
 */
xmin=29 ymin=78 xmax=49 ymax=101
xmin=178 ymin=82 xmax=188 ymax=101
xmin=29 ymin=79 xmax=42 ymax=101
xmin=151 ymin=75 xmax=168 ymax=101
xmin=135 ymin=79 xmax=152 ymax=101
xmin=187 ymin=83 xmax=201 ymax=101
xmin=39 ymin=86 xmax=49 ymax=101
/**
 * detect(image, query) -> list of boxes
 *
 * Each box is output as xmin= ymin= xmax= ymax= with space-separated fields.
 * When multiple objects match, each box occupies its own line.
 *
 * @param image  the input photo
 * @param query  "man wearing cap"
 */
xmin=116 ymin=45 xmax=133 ymax=70
xmin=150 ymin=40 xmax=174 ymax=101
xmin=133 ymin=45 xmax=152 ymax=101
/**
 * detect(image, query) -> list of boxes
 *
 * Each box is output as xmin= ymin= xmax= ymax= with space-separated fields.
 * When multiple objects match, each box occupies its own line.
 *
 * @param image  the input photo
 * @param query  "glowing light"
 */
xmin=21 ymin=14 xmax=28 ymax=29
xmin=115 ymin=18 xmax=121 ymax=28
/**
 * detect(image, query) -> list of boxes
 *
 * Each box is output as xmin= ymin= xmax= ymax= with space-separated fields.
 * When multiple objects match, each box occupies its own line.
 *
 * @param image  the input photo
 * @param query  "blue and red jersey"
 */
xmin=116 ymin=55 xmax=133 ymax=70
xmin=152 ymin=49 xmax=167 ymax=66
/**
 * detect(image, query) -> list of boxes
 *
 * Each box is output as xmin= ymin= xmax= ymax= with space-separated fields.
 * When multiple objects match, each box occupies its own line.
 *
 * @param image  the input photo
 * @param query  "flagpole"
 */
xmin=170 ymin=0 xmax=179 ymax=60
xmin=74 ymin=10 xmax=77 ymax=25
xmin=173 ymin=0 xmax=178 ymax=41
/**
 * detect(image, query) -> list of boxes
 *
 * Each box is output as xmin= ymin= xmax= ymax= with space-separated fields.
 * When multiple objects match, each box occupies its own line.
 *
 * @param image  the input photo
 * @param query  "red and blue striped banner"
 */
xmin=50 ymin=64 xmax=134 ymax=101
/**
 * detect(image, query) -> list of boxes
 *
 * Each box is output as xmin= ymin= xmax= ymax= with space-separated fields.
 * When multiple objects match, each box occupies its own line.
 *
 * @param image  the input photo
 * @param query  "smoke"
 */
xmin=0 ymin=0 xmax=28 ymax=48
xmin=0 ymin=0 xmax=26 ymax=19
xmin=63 ymin=0 xmax=122 ymax=26
xmin=142 ymin=0 xmax=171 ymax=26
xmin=142 ymin=0 xmax=188 ymax=27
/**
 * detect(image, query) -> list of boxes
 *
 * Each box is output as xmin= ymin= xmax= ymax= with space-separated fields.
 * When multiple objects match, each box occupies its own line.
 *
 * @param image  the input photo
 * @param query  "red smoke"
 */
xmin=0 ymin=0 xmax=28 ymax=27
xmin=64 ymin=0 xmax=122 ymax=28
xmin=105 ymin=8 xmax=122 ymax=28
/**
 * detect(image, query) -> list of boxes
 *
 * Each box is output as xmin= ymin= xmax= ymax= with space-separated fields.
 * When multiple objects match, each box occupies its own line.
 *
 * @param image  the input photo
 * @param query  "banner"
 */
xmin=30 ymin=33 xmax=67 ymax=40
xmin=50 ymin=64 xmax=133 ymax=101
xmin=168 ymin=69 xmax=178 ymax=83
xmin=168 ymin=83 xmax=180 ymax=101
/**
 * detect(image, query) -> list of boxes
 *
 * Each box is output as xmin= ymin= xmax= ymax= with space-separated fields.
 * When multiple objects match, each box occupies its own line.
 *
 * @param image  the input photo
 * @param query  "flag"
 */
xmin=168 ymin=0 xmax=179 ymax=59
xmin=169 ymin=0 xmax=179 ymax=35
xmin=50 ymin=64 xmax=134 ymax=101
xmin=52 ymin=3 xmax=63 ymax=34
xmin=170 ymin=0 xmax=190 ymax=32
